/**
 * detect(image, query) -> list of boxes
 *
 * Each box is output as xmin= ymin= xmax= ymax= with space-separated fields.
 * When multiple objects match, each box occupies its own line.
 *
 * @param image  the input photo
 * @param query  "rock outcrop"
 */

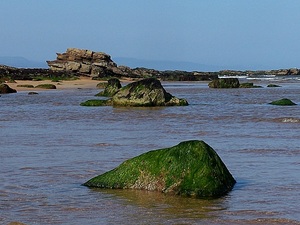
xmin=96 ymin=78 xmax=122 ymax=97
xmin=47 ymin=48 xmax=122 ymax=78
xmin=84 ymin=140 xmax=236 ymax=198
xmin=46 ymin=48 xmax=218 ymax=81
xmin=269 ymin=98 xmax=297 ymax=106
xmin=81 ymin=78 xmax=188 ymax=107
xmin=0 ymin=83 xmax=17 ymax=94
xmin=111 ymin=78 xmax=188 ymax=106
xmin=208 ymin=78 xmax=240 ymax=88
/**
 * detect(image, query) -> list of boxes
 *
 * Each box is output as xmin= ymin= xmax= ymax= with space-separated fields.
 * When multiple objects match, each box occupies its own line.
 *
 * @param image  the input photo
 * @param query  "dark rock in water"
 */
xmin=267 ymin=84 xmax=281 ymax=88
xmin=111 ymin=78 xmax=188 ymax=106
xmin=269 ymin=98 xmax=297 ymax=106
xmin=239 ymin=82 xmax=262 ymax=88
xmin=95 ymin=78 xmax=122 ymax=97
xmin=84 ymin=140 xmax=236 ymax=198
xmin=0 ymin=83 xmax=17 ymax=94
xmin=35 ymin=84 xmax=56 ymax=89
xmin=208 ymin=78 xmax=240 ymax=88
xmin=28 ymin=92 xmax=39 ymax=95
xmin=80 ymin=99 xmax=111 ymax=106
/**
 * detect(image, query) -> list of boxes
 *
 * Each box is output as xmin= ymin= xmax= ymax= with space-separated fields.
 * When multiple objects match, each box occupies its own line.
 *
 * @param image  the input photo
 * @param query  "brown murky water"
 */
xmin=1 ymin=80 xmax=300 ymax=224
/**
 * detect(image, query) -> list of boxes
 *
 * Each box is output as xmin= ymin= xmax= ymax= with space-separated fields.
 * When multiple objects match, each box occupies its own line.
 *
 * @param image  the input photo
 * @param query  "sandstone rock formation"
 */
xmin=46 ymin=48 xmax=218 ymax=81
xmin=47 ymin=48 xmax=122 ymax=78
xmin=84 ymin=140 xmax=236 ymax=198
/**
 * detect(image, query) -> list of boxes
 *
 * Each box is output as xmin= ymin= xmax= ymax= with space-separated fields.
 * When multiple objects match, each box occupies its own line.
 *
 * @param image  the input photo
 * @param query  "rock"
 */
xmin=111 ymin=78 xmax=188 ymax=106
xmin=17 ymin=84 xmax=34 ymax=88
xmin=84 ymin=140 xmax=236 ymax=198
xmin=239 ymin=82 xmax=262 ymax=88
xmin=28 ymin=92 xmax=39 ymax=95
xmin=267 ymin=84 xmax=281 ymax=87
xmin=0 ymin=83 xmax=17 ymax=94
xmin=208 ymin=78 xmax=240 ymax=88
xmin=35 ymin=84 xmax=56 ymax=89
xmin=80 ymin=99 xmax=111 ymax=106
xmin=95 ymin=78 xmax=122 ymax=97
xmin=269 ymin=98 xmax=297 ymax=106
xmin=47 ymin=48 xmax=119 ymax=78
xmin=96 ymin=82 xmax=108 ymax=89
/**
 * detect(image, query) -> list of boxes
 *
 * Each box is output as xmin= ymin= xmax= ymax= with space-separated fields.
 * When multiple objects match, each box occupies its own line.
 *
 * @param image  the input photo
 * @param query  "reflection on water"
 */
xmin=1 ymin=81 xmax=300 ymax=224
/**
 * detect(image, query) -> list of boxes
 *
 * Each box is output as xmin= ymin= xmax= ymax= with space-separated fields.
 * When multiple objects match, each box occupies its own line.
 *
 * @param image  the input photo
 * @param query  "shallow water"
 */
xmin=1 ymin=80 xmax=300 ymax=224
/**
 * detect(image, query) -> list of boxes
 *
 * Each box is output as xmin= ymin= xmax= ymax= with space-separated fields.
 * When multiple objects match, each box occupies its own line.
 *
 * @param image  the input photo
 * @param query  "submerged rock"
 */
xmin=111 ymin=78 xmax=188 ymax=106
xmin=95 ymin=78 xmax=122 ymax=97
xmin=84 ymin=140 xmax=236 ymax=198
xmin=269 ymin=98 xmax=297 ymax=106
xmin=239 ymin=82 xmax=262 ymax=88
xmin=208 ymin=78 xmax=240 ymax=88
xmin=0 ymin=83 xmax=17 ymax=94
xmin=267 ymin=84 xmax=281 ymax=88
xmin=80 ymin=99 xmax=111 ymax=106
xmin=35 ymin=84 xmax=56 ymax=89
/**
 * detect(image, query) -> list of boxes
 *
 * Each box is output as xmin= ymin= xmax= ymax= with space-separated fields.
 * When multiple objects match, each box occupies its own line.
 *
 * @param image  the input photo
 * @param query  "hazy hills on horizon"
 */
xmin=0 ymin=56 xmax=285 ymax=72
xmin=0 ymin=56 xmax=225 ymax=72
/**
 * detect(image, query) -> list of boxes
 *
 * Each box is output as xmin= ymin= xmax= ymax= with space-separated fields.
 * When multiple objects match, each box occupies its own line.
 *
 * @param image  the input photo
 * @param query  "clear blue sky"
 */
xmin=1 ymin=0 xmax=300 ymax=70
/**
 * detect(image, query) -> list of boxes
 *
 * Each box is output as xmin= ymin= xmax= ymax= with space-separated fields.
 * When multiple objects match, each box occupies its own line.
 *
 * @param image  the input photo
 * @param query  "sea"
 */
xmin=1 ymin=76 xmax=300 ymax=225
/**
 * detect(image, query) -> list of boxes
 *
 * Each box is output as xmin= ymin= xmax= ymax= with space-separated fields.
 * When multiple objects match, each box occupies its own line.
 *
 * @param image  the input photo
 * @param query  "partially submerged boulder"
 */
xmin=111 ymin=78 xmax=188 ymax=106
xmin=35 ymin=84 xmax=56 ymax=89
xmin=95 ymin=78 xmax=121 ymax=97
xmin=0 ymin=83 xmax=17 ymax=94
xmin=269 ymin=98 xmax=297 ymax=106
xmin=239 ymin=82 xmax=262 ymax=88
xmin=267 ymin=84 xmax=281 ymax=88
xmin=208 ymin=78 xmax=240 ymax=88
xmin=84 ymin=140 xmax=236 ymax=198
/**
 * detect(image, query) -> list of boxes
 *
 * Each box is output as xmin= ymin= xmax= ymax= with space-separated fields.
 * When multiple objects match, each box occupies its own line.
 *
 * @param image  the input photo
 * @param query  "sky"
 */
xmin=1 ymin=0 xmax=300 ymax=71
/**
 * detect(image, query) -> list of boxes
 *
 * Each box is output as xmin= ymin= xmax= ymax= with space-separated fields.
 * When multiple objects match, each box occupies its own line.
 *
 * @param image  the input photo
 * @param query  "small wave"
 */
xmin=271 ymin=117 xmax=300 ymax=123
xmin=281 ymin=118 xmax=300 ymax=123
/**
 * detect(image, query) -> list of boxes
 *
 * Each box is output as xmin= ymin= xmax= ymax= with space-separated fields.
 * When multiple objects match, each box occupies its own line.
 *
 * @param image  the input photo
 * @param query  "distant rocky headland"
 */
xmin=1 ymin=48 xmax=300 ymax=82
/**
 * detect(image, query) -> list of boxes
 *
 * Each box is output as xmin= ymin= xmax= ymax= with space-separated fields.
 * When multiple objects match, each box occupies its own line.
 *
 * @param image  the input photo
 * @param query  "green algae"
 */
xmin=269 ymin=98 xmax=297 ymax=106
xmin=80 ymin=99 xmax=111 ymax=106
xmin=84 ymin=140 xmax=236 ymax=198
xmin=35 ymin=84 xmax=56 ymax=89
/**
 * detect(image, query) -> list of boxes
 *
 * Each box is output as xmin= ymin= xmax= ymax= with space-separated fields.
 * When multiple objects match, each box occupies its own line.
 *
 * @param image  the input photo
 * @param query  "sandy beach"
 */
xmin=6 ymin=77 xmax=103 ymax=92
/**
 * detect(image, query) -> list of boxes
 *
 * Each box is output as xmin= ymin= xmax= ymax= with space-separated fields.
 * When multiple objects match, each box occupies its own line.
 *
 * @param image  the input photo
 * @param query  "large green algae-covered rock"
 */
xmin=111 ymin=78 xmax=188 ymax=106
xmin=84 ymin=140 xmax=236 ymax=198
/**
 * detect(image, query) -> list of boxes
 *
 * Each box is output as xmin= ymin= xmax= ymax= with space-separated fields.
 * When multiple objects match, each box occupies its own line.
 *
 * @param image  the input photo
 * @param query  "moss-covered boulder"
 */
xmin=95 ymin=78 xmax=121 ymax=97
xmin=35 ymin=84 xmax=56 ymax=89
xmin=239 ymin=82 xmax=262 ymax=88
xmin=208 ymin=78 xmax=240 ymax=88
xmin=84 ymin=140 xmax=236 ymax=198
xmin=0 ymin=84 xmax=17 ymax=94
xmin=111 ymin=78 xmax=188 ymax=106
xmin=269 ymin=98 xmax=297 ymax=106
xmin=80 ymin=99 xmax=111 ymax=106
